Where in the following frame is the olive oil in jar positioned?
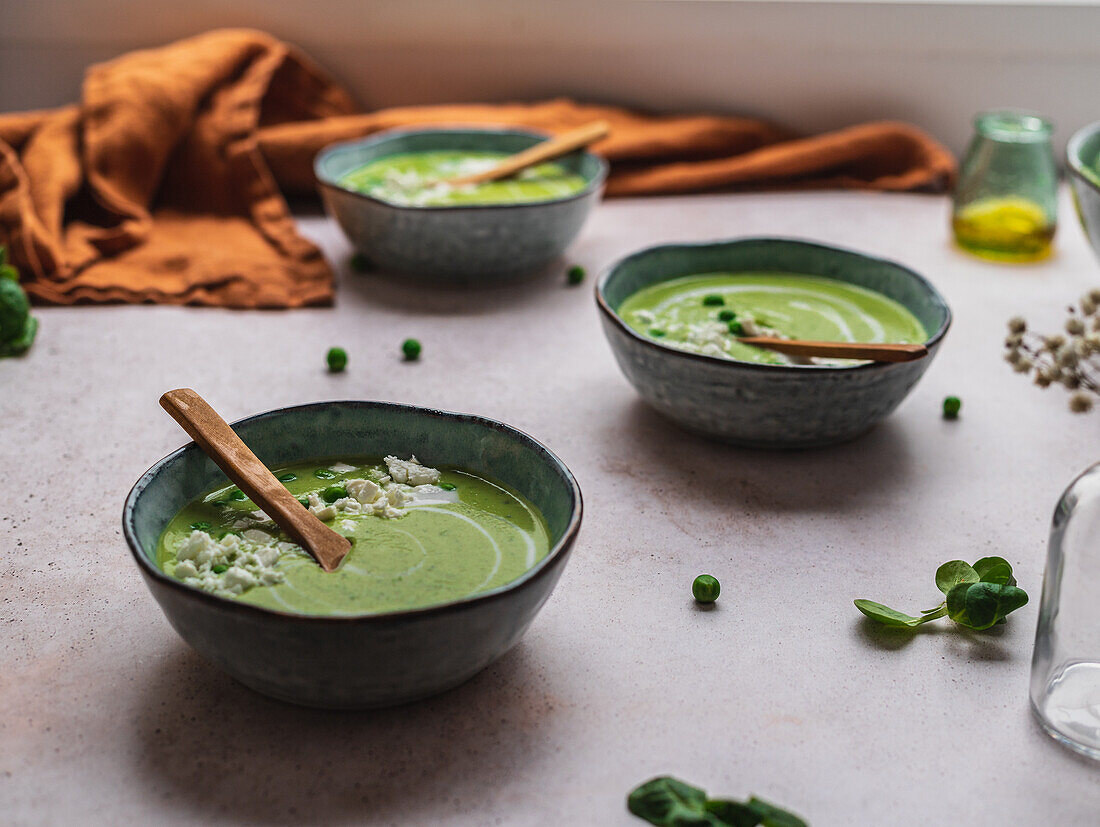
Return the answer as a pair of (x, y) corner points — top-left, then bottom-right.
(952, 196), (1055, 262)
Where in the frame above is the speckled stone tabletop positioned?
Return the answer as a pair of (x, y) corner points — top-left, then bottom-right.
(4, 190), (1100, 825)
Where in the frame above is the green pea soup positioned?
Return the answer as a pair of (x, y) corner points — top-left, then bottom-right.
(157, 457), (551, 616)
(618, 272), (927, 365)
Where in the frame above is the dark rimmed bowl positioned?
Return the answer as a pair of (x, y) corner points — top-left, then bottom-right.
(596, 238), (952, 448)
(1068, 120), (1100, 263)
(123, 401), (582, 709)
(314, 128), (607, 282)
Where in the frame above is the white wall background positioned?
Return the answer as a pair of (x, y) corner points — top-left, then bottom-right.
(3, 0), (1099, 156)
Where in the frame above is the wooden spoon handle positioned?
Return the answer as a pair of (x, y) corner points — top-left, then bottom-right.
(159, 389), (350, 572)
(737, 337), (929, 363)
(445, 119), (611, 186)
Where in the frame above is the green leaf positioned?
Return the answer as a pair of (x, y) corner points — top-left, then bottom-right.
(746, 798), (809, 827)
(627, 778), (806, 827)
(854, 599), (926, 628)
(935, 561), (978, 595)
(946, 581), (1028, 630)
(972, 556), (1015, 586)
(628, 777), (713, 825)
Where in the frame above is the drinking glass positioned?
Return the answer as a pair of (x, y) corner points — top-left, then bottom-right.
(952, 110), (1058, 262)
(1030, 462), (1100, 759)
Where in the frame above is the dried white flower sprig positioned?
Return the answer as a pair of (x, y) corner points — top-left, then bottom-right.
(1005, 289), (1100, 413)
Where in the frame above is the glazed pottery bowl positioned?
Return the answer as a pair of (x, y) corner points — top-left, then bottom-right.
(315, 128), (607, 282)
(1067, 121), (1100, 263)
(123, 401), (582, 709)
(597, 238), (951, 448)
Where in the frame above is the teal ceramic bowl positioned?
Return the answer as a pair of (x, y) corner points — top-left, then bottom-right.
(123, 401), (582, 709)
(597, 238), (951, 448)
(1068, 121), (1100, 262)
(315, 128), (607, 282)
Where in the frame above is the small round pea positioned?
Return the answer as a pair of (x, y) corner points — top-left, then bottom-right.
(322, 484), (348, 503)
(728, 320), (744, 336)
(402, 338), (422, 361)
(702, 294), (725, 307)
(229, 490), (246, 501)
(313, 468), (336, 479)
(567, 265), (586, 285)
(648, 328), (667, 338)
(692, 574), (721, 603)
(440, 482), (457, 491)
(326, 347), (348, 373)
(943, 396), (962, 419)
(212, 564), (228, 574)
(297, 496), (310, 508)
(718, 309), (737, 322)
(277, 472), (297, 483)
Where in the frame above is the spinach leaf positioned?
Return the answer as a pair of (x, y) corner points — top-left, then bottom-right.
(854, 599), (941, 627)
(628, 777), (807, 827)
(935, 561), (978, 594)
(946, 581), (1028, 630)
(972, 556), (1016, 586)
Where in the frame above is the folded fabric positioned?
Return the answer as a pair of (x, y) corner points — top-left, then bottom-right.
(0, 29), (955, 308)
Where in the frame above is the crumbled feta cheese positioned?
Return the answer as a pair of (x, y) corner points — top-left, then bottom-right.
(329, 462), (357, 474)
(338, 519), (357, 532)
(633, 309), (656, 324)
(242, 528), (272, 544)
(346, 478), (384, 504)
(384, 455), (441, 486)
(171, 529), (285, 598)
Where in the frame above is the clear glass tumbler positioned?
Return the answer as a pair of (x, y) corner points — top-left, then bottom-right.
(952, 110), (1058, 262)
(1030, 462), (1100, 759)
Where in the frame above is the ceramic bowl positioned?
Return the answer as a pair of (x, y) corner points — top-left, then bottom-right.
(1067, 121), (1100, 263)
(597, 238), (951, 448)
(123, 401), (582, 709)
(315, 128), (607, 282)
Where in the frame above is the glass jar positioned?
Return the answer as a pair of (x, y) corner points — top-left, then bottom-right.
(952, 110), (1058, 262)
(1030, 462), (1100, 759)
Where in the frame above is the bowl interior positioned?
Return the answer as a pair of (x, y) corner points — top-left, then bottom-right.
(125, 401), (581, 601)
(315, 128), (606, 199)
(598, 237), (951, 347)
(1068, 121), (1100, 191)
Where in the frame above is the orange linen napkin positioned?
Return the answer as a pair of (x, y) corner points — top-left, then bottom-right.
(0, 29), (955, 308)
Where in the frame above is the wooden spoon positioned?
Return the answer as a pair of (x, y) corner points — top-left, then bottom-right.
(737, 337), (928, 363)
(160, 389), (351, 572)
(443, 120), (610, 187)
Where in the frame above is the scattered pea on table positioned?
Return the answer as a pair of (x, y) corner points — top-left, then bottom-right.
(692, 574), (721, 603)
(326, 347), (348, 373)
(567, 265), (586, 285)
(943, 396), (962, 419)
(402, 338), (422, 361)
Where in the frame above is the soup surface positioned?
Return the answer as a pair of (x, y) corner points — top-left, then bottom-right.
(338, 150), (588, 206)
(157, 455), (551, 615)
(618, 272), (927, 365)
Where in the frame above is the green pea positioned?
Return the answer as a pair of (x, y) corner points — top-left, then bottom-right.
(212, 564), (228, 574)
(728, 320), (744, 336)
(402, 338), (422, 361)
(702, 294), (725, 307)
(326, 347), (348, 373)
(229, 490), (246, 501)
(648, 328), (667, 338)
(440, 482), (457, 491)
(298, 496), (310, 508)
(314, 469), (336, 479)
(277, 472), (297, 483)
(189, 521), (211, 531)
(692, 574), (721, 603)
(567, 265), (586, 285)
(322, 484), (348, 503)
(943, 396), (962, 419)
(718, 309), (736, 322)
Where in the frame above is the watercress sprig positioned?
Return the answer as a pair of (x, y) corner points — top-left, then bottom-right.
(855, 557), (1028, 631)
(627, 776), (807, 827)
